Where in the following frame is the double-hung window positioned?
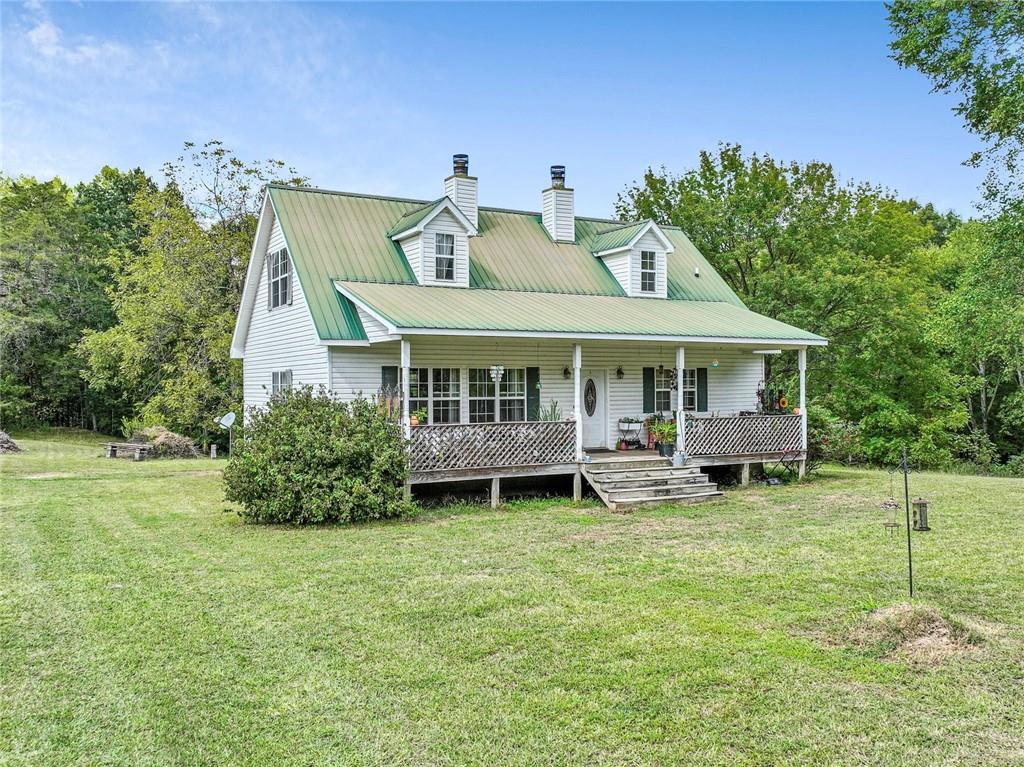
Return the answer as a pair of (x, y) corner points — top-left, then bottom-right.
(431, 368), (461, 423)
(678, 368), (697, 411)
(435, 233), (455, 281)
(640, 250), (656, 293)
(499, 368), (526, 422)
(268, 248), (290, 308)
(654, 367), (673, 413)
(271, 369), (292, 396)
(468, 368), (496, 423)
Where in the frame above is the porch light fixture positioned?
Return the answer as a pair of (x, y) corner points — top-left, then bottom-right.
(711, 358), (720, 368)
(562, 366), (571, 379)
(489, 365), (505, 383)
(616, 366), (624, 379)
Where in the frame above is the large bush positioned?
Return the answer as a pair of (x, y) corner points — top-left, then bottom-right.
(224, 387), (412, 525)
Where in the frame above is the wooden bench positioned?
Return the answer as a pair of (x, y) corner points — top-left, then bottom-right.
(104, 442), (153, 461)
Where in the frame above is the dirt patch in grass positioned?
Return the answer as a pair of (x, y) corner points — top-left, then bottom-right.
(845, 604), (985, 665)
(22, 472), (77, 480)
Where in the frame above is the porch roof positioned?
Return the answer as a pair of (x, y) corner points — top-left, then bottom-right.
(334, 280), (827, 345)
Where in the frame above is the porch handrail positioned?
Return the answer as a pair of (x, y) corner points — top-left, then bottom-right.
(409, 419), (576, 474)
(684, 413), (803, 457)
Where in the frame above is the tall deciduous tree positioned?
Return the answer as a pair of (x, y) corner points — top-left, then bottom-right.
(79, 141), (304, 443)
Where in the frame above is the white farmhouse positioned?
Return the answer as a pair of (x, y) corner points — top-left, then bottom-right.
(232, 155), (826, 508)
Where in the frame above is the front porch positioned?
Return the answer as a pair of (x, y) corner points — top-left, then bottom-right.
(387, 336), (813, 507)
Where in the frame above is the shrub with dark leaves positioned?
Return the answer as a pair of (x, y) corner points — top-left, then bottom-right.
(224, 387), (412, 525)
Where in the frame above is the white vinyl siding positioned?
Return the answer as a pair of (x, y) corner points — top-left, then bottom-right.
(420, 210), (470, 287)
(603, 252), (631, 293)
(243, 214), (329, 411)
(355, 306), (393, 343)
(629, 232), (668, 298)
(542, 187), (575, 242)
(329, 340), (763, 447)
(398, 234), (421, 281)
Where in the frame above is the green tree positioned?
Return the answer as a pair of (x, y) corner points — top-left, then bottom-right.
(617, 144), (965, 465)
(888, 0), (1024, 196)
(80, 141), (304, 444)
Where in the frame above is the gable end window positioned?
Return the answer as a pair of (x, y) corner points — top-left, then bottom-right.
(434, 233), (455, 281)
(271, 369), (293, 396)
(640, 250), (656, 293)
(267, 248), (291, 309)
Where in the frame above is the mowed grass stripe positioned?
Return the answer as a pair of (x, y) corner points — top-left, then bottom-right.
(2, 433), (1023, 766)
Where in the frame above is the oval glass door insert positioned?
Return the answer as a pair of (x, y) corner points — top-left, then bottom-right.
(584, 379), (597, 416)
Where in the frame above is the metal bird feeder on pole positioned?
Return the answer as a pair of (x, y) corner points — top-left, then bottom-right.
(912, 498), (931, 531)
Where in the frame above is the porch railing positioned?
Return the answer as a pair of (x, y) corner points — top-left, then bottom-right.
(409, 420), (576, 474)
(684, 414), (803, 457)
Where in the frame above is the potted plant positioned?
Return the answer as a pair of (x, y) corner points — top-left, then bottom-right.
(618, 415), (642, 431)
(410, 407), (428, 427)
(652, 421), (677, 457)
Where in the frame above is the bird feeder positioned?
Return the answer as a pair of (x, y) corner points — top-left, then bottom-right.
(912, 498), (931, 531)
(881, 498), (900, 534)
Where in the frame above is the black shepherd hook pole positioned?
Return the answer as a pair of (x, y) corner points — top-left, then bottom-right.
(901, 447), (913, 597)
(889, 447), (914, 597)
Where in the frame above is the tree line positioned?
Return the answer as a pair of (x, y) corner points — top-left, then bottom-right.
(1, 2), (1021, 470)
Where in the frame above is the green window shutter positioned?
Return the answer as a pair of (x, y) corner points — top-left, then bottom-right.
(266, 252), (272, 310)
(526, 367), (540, 420)
(696, 368), (708, 412)
(642, 367), (655, 412)
(285, 249), (293, 305)
(381, 365), (398, 394)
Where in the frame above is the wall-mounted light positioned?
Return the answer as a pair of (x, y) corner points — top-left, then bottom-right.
(616, 366), (624, 379)
(711, 358), (720, 368)
(562, 366), (571, 379)
(489, 365), (505, 383)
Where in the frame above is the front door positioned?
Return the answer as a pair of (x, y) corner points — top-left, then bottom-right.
(581, 370), (607, 449)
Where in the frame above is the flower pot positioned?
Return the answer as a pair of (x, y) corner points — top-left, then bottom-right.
(662, 443), (676, 458)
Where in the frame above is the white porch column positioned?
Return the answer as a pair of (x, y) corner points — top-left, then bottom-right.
(573, 343), (583, 461)
(675, 346), (686, 454)
(798, 347), (807, 451)
(400, 338), (411, 440)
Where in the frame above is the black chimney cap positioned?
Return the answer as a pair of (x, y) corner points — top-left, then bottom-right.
(550, 165), (566, 188)
(453, 154), (469, 176)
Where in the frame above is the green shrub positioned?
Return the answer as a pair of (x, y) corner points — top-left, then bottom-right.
(223, 387), (412, 525)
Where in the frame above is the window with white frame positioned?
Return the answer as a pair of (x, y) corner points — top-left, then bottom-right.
(271, 369), (292, 395)
(431, 367), (461, 423)
(268, 248), (290, 308)
(654, 367), (673, 412)
(407, 367), (429, 419)
(640, 250), (656, 293)
(678, 368), (697, 411)
(468, 368), (496, 423)
(499, 368), (527, 422)
(434, 233), (455, 281)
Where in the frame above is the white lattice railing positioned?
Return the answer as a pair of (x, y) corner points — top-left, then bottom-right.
(684, 414), (803, 456)
(409, 420), (576, 474)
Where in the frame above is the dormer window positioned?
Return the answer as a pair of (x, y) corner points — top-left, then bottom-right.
(640, 250), (656, 293)
(267, 248), (290, 309)
(434, 233), (455, 281)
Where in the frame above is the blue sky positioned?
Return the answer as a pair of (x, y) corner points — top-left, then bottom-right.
(2, 1), (983, 217)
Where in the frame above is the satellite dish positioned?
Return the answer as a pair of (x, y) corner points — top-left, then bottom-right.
(217, 412), (236, 429)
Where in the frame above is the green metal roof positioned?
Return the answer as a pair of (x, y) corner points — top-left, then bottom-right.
(385, 198), (441, 238)
(266, 185), (773, 342)
(590, 221), (650, 253)
(335, 280), (827, 343)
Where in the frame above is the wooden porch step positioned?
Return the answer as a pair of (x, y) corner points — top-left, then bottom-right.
(607, 482), (719, 503)
(611, 490), (724, 508)
(596, 476), (711, 492)
(585, 466), (705, 481)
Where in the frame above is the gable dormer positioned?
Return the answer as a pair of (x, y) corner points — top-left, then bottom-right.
(389, 197), (477, 287)
(592, 220), (674, 298)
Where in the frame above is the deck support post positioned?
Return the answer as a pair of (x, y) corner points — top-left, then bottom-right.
(573, 343), (583, 462)
(573, 468), (582, 501)
(400, 338), (411, 440)
(740, 462), (751, 486)
(490, 477), (500, 508)
(403, 481), (412, 502)
(675, 346), (686, 455)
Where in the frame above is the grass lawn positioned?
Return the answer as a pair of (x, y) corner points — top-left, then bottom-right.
(2, 431), (1023, 766)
